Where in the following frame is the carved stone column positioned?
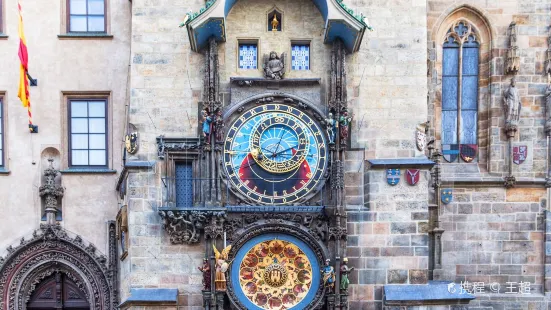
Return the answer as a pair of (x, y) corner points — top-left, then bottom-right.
(505, 22), (520, 75)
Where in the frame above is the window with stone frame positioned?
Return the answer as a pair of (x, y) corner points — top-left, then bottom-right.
(291, 43), (310, 71)
(441, 20), (479, 163)
(67, 0), (106, 33)
(68, 99), (108, 167)
(239, 43), (258, 69)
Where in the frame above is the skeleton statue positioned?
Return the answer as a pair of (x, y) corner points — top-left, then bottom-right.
(263, 51), (285, 80)
(214, 109), (224, 143)
(503, 77), (521, 126)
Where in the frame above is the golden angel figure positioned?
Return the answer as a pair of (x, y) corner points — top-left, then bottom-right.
(213, 244), (232, 291)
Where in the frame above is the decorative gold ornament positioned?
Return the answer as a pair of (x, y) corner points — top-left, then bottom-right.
(239, 239), (312, 309)
(271, 14), (279, 32)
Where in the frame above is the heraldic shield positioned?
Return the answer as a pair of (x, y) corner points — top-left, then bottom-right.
(443, 144), (459, 162)
(460, 144), (477, 163)
(387, 169), (400, 186)
(513, 145), (527, 165)
(441, 189), (453, 205)
(405, 169), (420, 186)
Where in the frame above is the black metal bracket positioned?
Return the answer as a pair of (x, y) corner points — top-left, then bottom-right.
(29, 124), (38, 133)
(26, 72), (37, 86)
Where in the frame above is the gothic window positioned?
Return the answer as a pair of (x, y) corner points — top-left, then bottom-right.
(176, 163), (193, 207)
(291, 44), (310, 70)
(239, 43), (258, 69)
(68, 0), (106, 32)
(69, 99), (108, 167)
(441, 21), (479, 163)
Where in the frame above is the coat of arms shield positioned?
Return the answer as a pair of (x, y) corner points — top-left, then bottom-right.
(387, 169), (400, 186)
(441, 189), (453, 205)
(460, 144), (478, 163)
(405, 169), (420, 186)
(513, 145), (527, 165)
(443, 144), (459, 162)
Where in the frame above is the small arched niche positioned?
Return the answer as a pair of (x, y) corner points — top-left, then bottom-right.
(267, 7), (283, 32)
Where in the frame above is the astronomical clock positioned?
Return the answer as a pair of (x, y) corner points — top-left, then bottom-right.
(222, 103), (328, 205)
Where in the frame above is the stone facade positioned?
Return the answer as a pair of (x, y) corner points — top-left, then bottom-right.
(0, 0), (551, 309)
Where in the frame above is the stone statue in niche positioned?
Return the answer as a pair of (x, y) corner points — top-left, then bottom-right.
(263, 51), (285, 80)
(325, 113), (336, 144)
(503, 77), (521, 127)
(198, 258), (211, 291)
(213, 108), (224, 144)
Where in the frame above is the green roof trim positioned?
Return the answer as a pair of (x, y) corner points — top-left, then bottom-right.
(335, 0), (373, 31)
(179, 0), (373, 31)
(179, 0), (217, 27)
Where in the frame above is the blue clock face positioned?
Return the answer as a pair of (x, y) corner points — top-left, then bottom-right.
(223, 104), (328, 204)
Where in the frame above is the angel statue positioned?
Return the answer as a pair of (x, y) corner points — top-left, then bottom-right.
(263, 51), (285, 80)
(213, 244), (232, 291)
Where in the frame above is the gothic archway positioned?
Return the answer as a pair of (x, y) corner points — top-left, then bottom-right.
(27, 272), (90, 309)
(0, 224), (117, 310)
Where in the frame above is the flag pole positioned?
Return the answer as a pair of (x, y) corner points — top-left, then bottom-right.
(18, 0), (38, 133)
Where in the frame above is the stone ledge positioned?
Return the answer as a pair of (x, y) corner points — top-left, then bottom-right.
(0, 34), (8, 40)
(230, 77), (321, 86)
(60, 168), (117, 174)
(57, 33), (113, 39)
(0, 168), (10, 175)
(124, 160), (155, 168)
(384, 281), (475, 306)
(119, 288), (178, 308)
(367, 157), (435, 169)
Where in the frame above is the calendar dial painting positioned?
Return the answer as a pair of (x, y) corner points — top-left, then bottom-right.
(223, 104), (328, 204)
(238, 239), (313, 310)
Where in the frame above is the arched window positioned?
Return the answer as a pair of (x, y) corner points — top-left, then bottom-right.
(441, 21), (480, 163)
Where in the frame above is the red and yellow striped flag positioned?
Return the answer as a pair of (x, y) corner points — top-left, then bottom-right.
(17, 1), (34, 131)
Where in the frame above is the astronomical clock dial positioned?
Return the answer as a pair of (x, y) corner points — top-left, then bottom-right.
(223, 104), (328, 205)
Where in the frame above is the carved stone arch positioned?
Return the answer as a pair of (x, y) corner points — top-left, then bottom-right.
(431, 5), (496, 47)
(0, 224), (116, 310)
(429, 5), (493, 168)
(226, 220), (330, 309)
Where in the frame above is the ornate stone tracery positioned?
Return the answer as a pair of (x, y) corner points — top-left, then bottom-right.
(0, 224), (117, 310)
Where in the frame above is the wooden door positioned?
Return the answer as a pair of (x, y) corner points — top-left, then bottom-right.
(27, 273), (90, 310)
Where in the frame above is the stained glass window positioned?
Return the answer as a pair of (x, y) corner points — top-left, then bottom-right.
(441, 21), (479, 162)
(291, 44), (310, 70)
(176, 163), (193, 207)
(239, 44), (258, 69)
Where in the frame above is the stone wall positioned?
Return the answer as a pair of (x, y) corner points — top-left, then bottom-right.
(348, 169), (430, 309)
